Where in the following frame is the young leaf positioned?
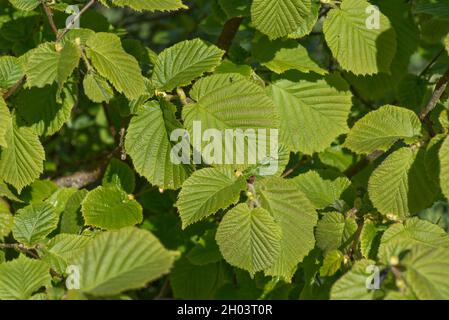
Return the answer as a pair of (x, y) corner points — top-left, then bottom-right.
(125, 100), (193, 190)
(100, 0), (188, 12)
(344, 105), (422, 154)
(0, 118), (45, 192)
(81, 185), (143, 230)
(215, 204), (282, 275)
(0, 255), (50, 300)
(292, 171), (352, 209)
(323, 0), (397, 75)
(176, 167), (246, 229)
(0, 98), (10, 147)
(85, 32), (145, 100)
(25, 42), (81, 88)
(402, 245), (449, 300)
(83, 72), (114, 103)
(152, 39), (224, 91)
(269, 78), (352, 154)
(257, 177), (317, 281)
(12, 203), (58, 246)
(73, 227), (176, 296)
(315, 212), (357, 254)
(330, 259), (377, 300)
(8, 0), (39, 11)
(320, 250), (344, 277)
(251, 0), (312, 39)
(368, 147), (436, 218)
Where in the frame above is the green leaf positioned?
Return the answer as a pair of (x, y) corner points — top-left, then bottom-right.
(344, 105), (422, 154)
(85, 32), (145, 100)
(323, 0), (397, 75)
(101, 0), (188, 11)
(16, 84), (77, 136)
(360, 220), (381, 259)
(8, 0), (39, 11)
(269, 77), (352, 154)
(0, 255), (51, 300)
(252, 35), (326, 75)
(73, 227), (176, 296)
(0, 98), (10, 148)
(292, 171), (352, 209)
(251, 0), (312, 39)
(60, 189), (87, 234)
(0, 118), (45, 192)
(439, 135), (449, 200)
(83, 72), (114, 103)
(0, 56), (24, 92)
(415, 0), (449, 19)
(215, 204), (281, 275)
(125, 100), (192, 190)
(288, 0), (319, 39)
(40, 234), (91, 274)
(0, 181), (22, 202)
(184, 73), (278, 129)
(0, 199), (13, 239)
(25, 42), (81, 88)
(315, 212), (357, 254)
(402, 245), (449, 300)
(378, 217), (449, 263)
(218, 0), (251, 17)
(368, 147), (436, 218)
(152, 39), (224, 91)
(330, 259), (376, 300)
(445, 33), (449, 54)
(320, 250), (344, 277)
(102, 158), (136, 194)
(81, 185), (143, 230)
(12, 203), (58, 246)
(257, 177), (317, 281)
(176, 167), (246, 228)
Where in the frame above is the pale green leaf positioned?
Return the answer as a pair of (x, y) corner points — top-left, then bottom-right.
(402, 245), (449, 300)
(0, 118), (45, 192)
(40, 234), (91, 274)
(12, 203), (58, 246)
(8, 0), (39, 11)
(439, 135), (449, 200)
(83, 72), (114, 103)
(25, 42), (80, 88)
(0, 255), (50, 300)
(101, 0), (187, 11)
(292, 170), (352, 209)
(125, 100), (193, 190)
(330, 259), (376, 300)
(0, 56), (23, 92)
(215, 204), (281, 275)
(73, 227), (176, 296)
(152, 39), (224, 91)
(320, 250), (344, 277)
(323, 0), (397, 75)
(368, 147), (436, 218)
(288, 0), (319, 39)
(269, 77), (352, 154)
(257, 177), (317, 281)
(252, 35), (326, 75)
(85, 33), (145, 100)
(251, 0), (312, 39)
(0, 98), (9, 148)
(0, 199), (13, 239)
(344, 105), (422, 154)
(176, 167), (246, 228)
(81, 185), (143, 230)
(315, 212), (357, 254)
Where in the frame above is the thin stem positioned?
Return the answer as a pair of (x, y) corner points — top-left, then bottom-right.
(57, 0), (96, 41)
(419, 67), (449, 121)
(40, 1), (59, 36)
(419, 48), (445, 78)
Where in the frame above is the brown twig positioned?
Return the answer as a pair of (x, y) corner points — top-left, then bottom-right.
(217, 17), (244, 53)
(40, 1), (59, 36)
(419, 67), (449, 121)
(56, 0), (96, 41)
(3, 76), (25, 99)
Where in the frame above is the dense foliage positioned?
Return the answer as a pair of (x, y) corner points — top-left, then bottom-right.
(1, 0), (449, 300)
